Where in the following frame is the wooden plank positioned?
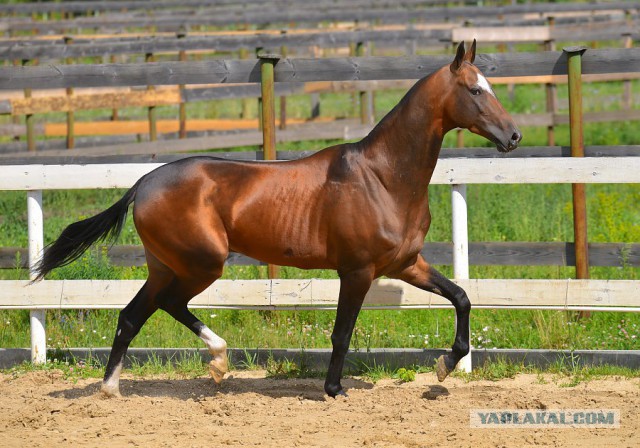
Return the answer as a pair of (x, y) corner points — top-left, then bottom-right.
(0, 0), (507, 15)
(453, 26), (551, 43)
(3, 242), (638, 270)
(0, 24), (457, 47)
(0, 29), (448, 60)
(1, 157), (638, 190)
(4, 50), (640, 90)
(43, 117), (318, 136)
(490, 72), (640, 85)
(0, 279), (637, 309)
(0, 143), (628, 163)
(2, 2), (635, 33)
(8, 89), (181, 115)
(465, 242), (640, 267)
(0, 59), (262, 90)
(2, 72), (637, 105)
(0, 119), (372, 158)
(431, 157), (640, 184)
(0, 0), (587, 15)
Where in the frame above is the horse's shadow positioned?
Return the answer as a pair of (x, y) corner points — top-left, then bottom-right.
(422, 384), (450, 400)
(48, 375), (374, 402)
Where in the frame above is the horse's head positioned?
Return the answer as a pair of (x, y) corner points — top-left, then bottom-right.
(443, 40), (522, 152)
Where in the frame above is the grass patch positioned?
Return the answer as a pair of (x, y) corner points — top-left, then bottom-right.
(129, 352), (208, 379)
(265, 355), (306, 379)
(454, 357), (534, 382)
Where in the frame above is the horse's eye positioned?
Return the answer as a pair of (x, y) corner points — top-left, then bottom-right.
(470, 87), (481, 96)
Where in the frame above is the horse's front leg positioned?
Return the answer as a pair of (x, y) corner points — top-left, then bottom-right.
(324, 267), (374, 398)
(390, 255), (470, 381)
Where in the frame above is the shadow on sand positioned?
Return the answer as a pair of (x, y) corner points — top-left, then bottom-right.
(48, 374), (374, 402)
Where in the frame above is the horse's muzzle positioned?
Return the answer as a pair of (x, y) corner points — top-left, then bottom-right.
(497, 129), (522, 152)
(508, 130), (523, 150)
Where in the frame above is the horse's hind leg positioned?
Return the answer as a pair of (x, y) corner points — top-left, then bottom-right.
(156, 275), (228, 384)
(101, 279), (163, 397)
(390, 255), (471, 381)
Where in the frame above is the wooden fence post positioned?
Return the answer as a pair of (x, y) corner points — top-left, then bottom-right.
(309, 44), (321, 120)
(27, 190), (46, 364)
(146, 53), (157, 141)
(64, 36), (75, 149)
(259, 53), (281, 279)
(12, 59), (20, 142)
(350, 42), (359, 117)
(451, 184), (471, 373)
(545, 17), (557, 146)
(239, 47), (251, 119)
(622, 32), (633, 110)
(356, 42), (373, 125)
(279, 44), (288, 130)
(23, 59), (36, 152)
(256, 47), (263, 127)
(109, 55), (119, 121)
(564, 46), (590, 317)
(178, 32), (188, 139)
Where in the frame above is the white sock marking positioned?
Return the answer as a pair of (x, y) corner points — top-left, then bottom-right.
(199, 327), (227, 354)
(102, 361), (123, 395)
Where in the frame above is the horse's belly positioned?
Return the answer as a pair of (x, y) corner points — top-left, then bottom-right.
(226, 200), (333, 269)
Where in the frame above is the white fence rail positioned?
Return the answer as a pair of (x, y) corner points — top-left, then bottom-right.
(0, 158), (639, 368)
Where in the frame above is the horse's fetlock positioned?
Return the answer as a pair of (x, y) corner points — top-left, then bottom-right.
(454, 341), (470, 358)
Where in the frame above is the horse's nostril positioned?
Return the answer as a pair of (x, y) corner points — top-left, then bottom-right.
(512, 131), (522, 142)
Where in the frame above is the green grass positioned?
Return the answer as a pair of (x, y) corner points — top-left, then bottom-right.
(1, 60), (639, 354)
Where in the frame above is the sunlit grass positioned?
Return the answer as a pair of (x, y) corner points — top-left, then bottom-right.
(1, 68), (639, 353)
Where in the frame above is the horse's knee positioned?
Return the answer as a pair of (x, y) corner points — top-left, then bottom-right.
(330, 333), (350, 354)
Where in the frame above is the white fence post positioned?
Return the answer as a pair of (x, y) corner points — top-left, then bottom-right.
(451, 184), (472, 372)
(27, 190), (46, 364)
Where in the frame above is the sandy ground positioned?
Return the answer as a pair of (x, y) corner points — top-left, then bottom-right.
(0, 369), (637, 447)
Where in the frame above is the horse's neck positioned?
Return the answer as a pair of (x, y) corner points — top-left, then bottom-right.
(361, 73), (447, 198)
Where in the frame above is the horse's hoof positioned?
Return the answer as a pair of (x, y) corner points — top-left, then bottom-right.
(100, 384), (121, 398)
(335, 389), (349, 399)
(209, 351), (228, 384)
(436, 355), (452, 382)
(324, 383), (346, 398)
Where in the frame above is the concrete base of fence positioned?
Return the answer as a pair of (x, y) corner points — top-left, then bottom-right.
(0, 348), (638, 371)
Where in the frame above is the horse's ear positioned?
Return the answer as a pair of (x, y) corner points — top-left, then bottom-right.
(464, 39), (477, 64)
(450, 41), (466, 73)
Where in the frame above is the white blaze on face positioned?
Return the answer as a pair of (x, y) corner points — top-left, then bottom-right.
(476, 73), (496, 98)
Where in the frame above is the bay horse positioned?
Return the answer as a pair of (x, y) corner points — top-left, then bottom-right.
(34, 40), (521, 398)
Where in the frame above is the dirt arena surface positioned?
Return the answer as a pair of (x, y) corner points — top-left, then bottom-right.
(0, 369), (637, 447)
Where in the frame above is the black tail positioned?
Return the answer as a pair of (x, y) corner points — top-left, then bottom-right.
(32, 181), (141, 282)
